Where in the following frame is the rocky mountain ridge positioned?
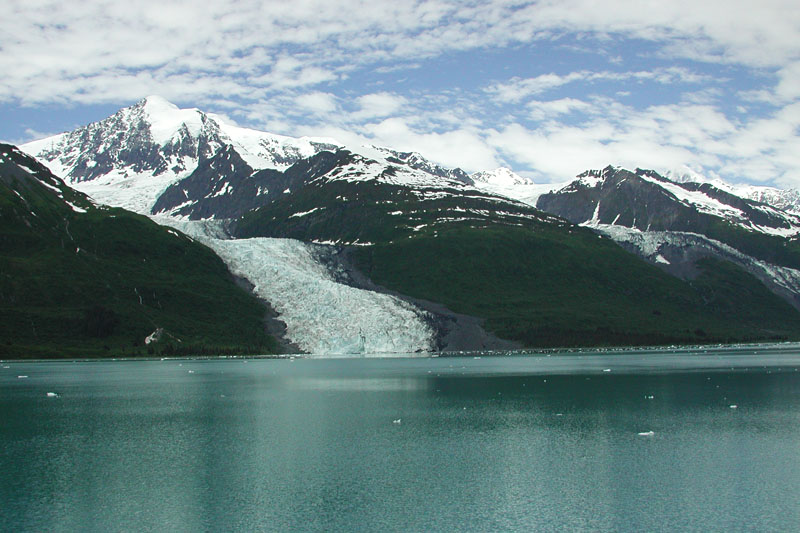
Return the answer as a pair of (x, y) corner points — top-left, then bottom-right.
(14, 97), (800, 353)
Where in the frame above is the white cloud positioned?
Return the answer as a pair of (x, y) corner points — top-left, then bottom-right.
(484, 97), (800, 186)
(352, 92), (408, 119)
(3, 0), (800, 188)
(3, 0), (798, 107)
(364, 118), (501, 171)
(526, 98), (593, 120)
(485, 67), (713, 104)
(295, 92), (339, 115)
(775, 62), (800, 102)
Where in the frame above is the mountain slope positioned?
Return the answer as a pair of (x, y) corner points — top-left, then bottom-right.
(536, 165), (800, 309)
(0, 143), (276, 358)
(664, 168), (800, 215)
(233, 150), (556, 244)
(17, 97), (800, 352)
(538, 166), (800, 239)
(352, 222), (800, 347)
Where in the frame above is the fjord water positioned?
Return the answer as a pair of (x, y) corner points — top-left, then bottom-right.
(2, 351), (800, 532)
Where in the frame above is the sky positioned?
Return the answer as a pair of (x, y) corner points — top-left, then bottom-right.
(2, 0), (800, 187)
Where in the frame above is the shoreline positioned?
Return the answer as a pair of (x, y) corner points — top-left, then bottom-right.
(4, 340), (800, 363)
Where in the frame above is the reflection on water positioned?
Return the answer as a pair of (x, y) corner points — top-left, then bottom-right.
(1, 354), (800, 531)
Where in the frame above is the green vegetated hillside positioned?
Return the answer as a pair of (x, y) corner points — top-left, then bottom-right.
(352, 222), (800, 348)
(234, 172), (548, 244)
(234, 164), (800, 348)
(703, 218), (800, 270)
(0, 144), (276, 358)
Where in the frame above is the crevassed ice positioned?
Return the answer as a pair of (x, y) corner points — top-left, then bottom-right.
(162, 221), (435, 355)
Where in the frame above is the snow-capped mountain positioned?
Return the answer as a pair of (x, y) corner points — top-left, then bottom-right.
(22, 96), (339, 213)
(372, 146), (473, 184)
(472, 167), (530, 187)
(470, 167), (565, 208)
(537, 165), (800, 309)
(538, 166), (800, 238)
(22, 96), (563, 222)
(225, 147), (563, 245)
(15, 97), (800, 353)
(663, 166), (800, 215)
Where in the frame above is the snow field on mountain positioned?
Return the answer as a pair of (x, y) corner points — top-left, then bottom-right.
(73, 167), (195, 214)
(638, 171), (800, 235)
(593, 223), (800, 294)
(162, 221), (435, 355)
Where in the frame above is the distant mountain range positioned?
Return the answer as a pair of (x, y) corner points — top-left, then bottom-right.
(12, 96), (800, 356)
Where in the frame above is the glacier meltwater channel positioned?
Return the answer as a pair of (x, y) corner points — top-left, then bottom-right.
(160, 220), (435, 355)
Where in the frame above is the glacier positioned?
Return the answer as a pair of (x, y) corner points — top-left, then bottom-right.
(159, 219), (436, 355)
(588, 222), (800, 303)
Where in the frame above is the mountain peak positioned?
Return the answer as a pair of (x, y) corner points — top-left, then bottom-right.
(471, 167), (531, 187)
(139, 95), (180, 112)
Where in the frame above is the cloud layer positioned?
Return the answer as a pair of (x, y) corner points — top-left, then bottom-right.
(3, 0), (800, 186)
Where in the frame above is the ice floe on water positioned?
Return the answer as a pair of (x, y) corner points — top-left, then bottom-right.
(161, 220), (435, 355)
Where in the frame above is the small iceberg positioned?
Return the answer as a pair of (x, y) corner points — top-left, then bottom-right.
(17, 375), (28, 379)
(603, 368), (612, 372)
(46, 392), (59, 398)
(392, 419), (402, 424)
(637, 431), (655, 437)
(729, 404), (738, 409)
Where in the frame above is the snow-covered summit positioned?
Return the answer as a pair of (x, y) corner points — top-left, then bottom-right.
(139, 95), (206, 146)
(471, 167), (531, 187)
(20, 96), (345, 212)
(539, 166), (800, 238)
(468, 167), (563, 208)
(22, 96), (548, 217)
(658, 165), (800, 215)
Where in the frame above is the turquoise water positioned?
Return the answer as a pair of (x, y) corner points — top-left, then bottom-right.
(2, 351), (800, 531)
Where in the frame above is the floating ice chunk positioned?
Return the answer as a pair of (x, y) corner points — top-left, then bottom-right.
(46, 392), (59, 397)
(17, 375), (28, 379)
(393, 419), (402, 424)
(729, 404), (738, 409)
(603, 368), (612, 372)
(645, 395), (655, 399)
(638, 431), (655, 436)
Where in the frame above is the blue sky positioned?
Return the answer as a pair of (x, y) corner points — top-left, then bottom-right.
(2, 1), (800, 187)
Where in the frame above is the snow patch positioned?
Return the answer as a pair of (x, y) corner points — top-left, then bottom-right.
(145, 328), (164, 345)
(289, 207), (323, 218)
(65, 200), (87, 213)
